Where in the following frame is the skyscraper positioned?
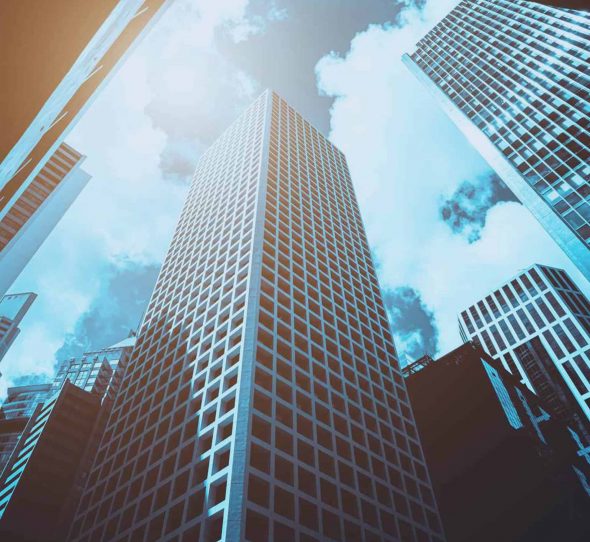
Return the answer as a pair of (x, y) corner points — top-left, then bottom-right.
(0, 1), (169, 205)
(404, 343), (590, 542)
(0, 1), (169, 295)
(53, 335), (136, 404)
(0, 143), (90, 296)
(403, 0), (590, 280)
(458, 264), (590, 439)
(70, 91), (443, 542)
(0, 292), (36, 365)
(0, 383), (52, 475)
(0, 383), (52, 420)
(0, 382), (102, 542)
(0, 336), (137, 540)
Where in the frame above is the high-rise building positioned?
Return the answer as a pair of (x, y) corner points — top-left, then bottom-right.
(69, 91), (443, 542)
(404, 343), (590, 542)
(0, 143), (90, 296)
(0, 381), (102, 542)
(403, 0), (590, 280)
(0, 336), (135, 481)
(0, 0), (170, 206)
(0, 335), (136, 541)
(0, 1), (170, 296)
(458, 264), (590, 440)
(0, 292), (36, 365)
(0, 383), (52, 420)
(53, 335), (136, 403)
(0, 383), (52, 475)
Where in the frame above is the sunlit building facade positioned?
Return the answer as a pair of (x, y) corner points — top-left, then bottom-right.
(70, 91), (443, 542)
(403, 0), (590, 280)
(458, 264), (590, 439)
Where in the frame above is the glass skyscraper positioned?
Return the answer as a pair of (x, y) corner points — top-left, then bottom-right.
(403, 0), (590, 280)
(69, 91), (443, 542)
(458, 264), (590, 438)
(53, 335), (136, 404)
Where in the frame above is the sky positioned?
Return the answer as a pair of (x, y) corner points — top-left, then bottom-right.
(3, 0), (590, 395)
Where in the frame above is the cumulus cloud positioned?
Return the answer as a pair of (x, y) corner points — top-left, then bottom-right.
(316, 0), (590, 356)
(141, 0), (283, 184)
(440, 174), (518, 243)
(383, 286), (438, 364)
(55, 261), (159, 363)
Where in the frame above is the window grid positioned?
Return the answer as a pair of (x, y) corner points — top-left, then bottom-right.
(69, 92), (443, 542)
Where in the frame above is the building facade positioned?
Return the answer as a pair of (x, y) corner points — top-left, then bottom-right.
(0, 383), (52, 476)
(53, 335), (136, 404)
(0, 143), (90, 296)
(404, 343), (590, 542)
(0, 1), (170, 297)
(458, 264), (590, 440)
(0, 382), (102, 542)
(0, 0), (170, 215)
(0, 292), (36, 365)
(403, 0), (590, 280)
(0, 383), (51, 420)
(69, 91), (443, 542)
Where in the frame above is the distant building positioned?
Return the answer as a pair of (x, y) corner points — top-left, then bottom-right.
(458, 264), (590, 441)
(0, 382), (101, 542)
(404, 343), (590, 542)
(404, 0), (590, 280)
(77, 335), (137, 402)
(0, 336), (136, 541)
(0, 384), (51, 475)
(0, 383), (51, 420)
(0, 292), (36, 365)
(0, 143), (90, 296)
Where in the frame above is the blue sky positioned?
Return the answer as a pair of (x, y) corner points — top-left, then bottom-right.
(3, 0), (590, 395)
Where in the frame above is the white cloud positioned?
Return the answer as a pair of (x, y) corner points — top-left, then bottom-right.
(316, 0), (590, 360)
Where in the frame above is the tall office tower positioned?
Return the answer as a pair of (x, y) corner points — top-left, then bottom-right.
(0, 381), (102, 542)
(70, 91), (443, 542)
(0, 143), (90, 296)
(403, 0), (590, 280)
(404, 343), (590, 542)
(0, 292), (36, 364)
(0, 383), (52, 474)
(458, 264), (590, 441)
